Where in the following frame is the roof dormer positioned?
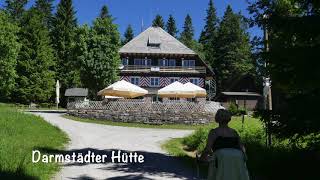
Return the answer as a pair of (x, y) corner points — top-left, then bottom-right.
(147, 35), (161, 48)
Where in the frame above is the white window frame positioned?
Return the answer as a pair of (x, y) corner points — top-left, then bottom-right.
(170, 77), (179, 84)
(130, 76), (140, 86)
(150, 77), (160, 87)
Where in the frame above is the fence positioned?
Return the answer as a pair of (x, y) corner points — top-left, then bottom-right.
(67, 100), (224, 124)
(67, 99), (223, 113)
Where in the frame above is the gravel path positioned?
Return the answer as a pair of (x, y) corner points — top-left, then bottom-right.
(33, 113), (196, 180)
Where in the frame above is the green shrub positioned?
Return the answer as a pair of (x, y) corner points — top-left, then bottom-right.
(38, 103), (56, 108)
(182, 117), (265, 152)
(182, 128), (209, 151)
(289, 133), (320, 151)
(228, 102), (238, 115)
(228, 102), (247, 116)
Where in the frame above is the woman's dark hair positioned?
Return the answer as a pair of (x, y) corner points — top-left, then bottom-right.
(215, 109), (232, 124)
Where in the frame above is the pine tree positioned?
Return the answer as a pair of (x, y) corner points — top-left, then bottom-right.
(199, 0), (218, 45)
(152, 14), (165, 28)
(249, 0), (320, 136)
(199, 0), (218, 67)
(34, 0), (54, 28)
(76, 5), (121, 98)
(99, 5), (111, 19)
(15, 9), (55, 104)
(180, 14), (195, 48)
(214, 5), (253, 92)
(52, 0), (80, 101)
(166, 14), (178, 37)
(122, 24), (134, 45)
(4, 0), (28, 21)
(0, 12), (20, 100)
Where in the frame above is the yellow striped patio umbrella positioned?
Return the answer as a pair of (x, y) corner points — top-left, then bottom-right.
(158, 81), (196, 98)
(183, 82), (207, 97)
(98, 80), (148, 98)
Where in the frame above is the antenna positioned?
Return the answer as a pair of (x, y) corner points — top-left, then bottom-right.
(141, 18), (144, 32)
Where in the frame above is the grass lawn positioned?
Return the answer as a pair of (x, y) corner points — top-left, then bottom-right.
(0, 104), (68, 180)
(162, 117), (320, 180)
(63, 114), (256, 130)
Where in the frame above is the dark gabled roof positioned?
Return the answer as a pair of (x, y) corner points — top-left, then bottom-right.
(65, 88), (88, 97)
(119, 27), (196, 55)
(221, 92), (261, 97)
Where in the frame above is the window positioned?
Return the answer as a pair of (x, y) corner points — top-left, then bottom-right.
(134, 58), (151, 66)
(159, 59), (168, 66)
(148, 43), (160, 48)
(170, 77), (179, 84)
(134, 59), (143, 65)
(122, 58), (128, 65)
(150, 77), (160, 87)
(182, 60), (195, 67)
(130, 77), (140, 86)
(148, 36), (161, 48)
(169, 59), (176, 66)
(146, 59), (151, 66)
(190, 78), (199, 85)
(159, 59), (176, 66)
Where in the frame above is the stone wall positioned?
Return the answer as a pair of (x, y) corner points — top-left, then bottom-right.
(68, 109), (215, 125)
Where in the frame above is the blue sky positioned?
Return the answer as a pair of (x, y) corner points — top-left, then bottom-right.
(1, 0), (261, 39)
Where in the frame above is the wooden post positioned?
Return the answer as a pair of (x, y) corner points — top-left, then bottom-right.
(242, 114), (245, 129)
(263, 14), (273, 147)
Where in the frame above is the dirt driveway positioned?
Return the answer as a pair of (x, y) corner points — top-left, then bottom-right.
(34, 113), (197, 180)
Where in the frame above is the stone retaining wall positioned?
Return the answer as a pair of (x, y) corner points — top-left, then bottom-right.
(68, 109), (215, 125)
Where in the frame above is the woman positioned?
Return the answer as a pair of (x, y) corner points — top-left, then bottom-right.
(200, 109), (249, 180)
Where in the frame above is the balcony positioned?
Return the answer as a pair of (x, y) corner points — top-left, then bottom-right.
(120, 65), (206, 74)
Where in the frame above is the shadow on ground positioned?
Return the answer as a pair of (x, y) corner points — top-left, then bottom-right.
(36, 147), (198, 180)
(245, 140), (320, 180)
(0, 169), (38, 180)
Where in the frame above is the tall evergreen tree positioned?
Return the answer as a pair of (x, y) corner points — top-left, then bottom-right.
(214, 5), (254, 92)
(248, 0), (320, 137)
(199, 0), (218, 66)
(0, 12), (20, 101)
(152, 14), (165, 28)
(4, 0), (28, 21)
(166, 14), (178, 37)
(99, 5), (111, 19)
(122, 24), (134, 45)
(76, 5), (120, 98)
(34, 0), (54, 28)
(52, 0), (80, 102)
(15, 9), (55, 104)
(180, 14), (195, 48)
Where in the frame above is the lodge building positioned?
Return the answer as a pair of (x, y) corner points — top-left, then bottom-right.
(119, 27), (215, 100)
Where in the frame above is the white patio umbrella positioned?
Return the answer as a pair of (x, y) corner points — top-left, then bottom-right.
(97, 80), (148, 98)
(183, 82), (207, 97)
(158, 81), (195, 98)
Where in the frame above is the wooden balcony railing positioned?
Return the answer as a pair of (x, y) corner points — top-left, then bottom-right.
(120, 65), (206, 74)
